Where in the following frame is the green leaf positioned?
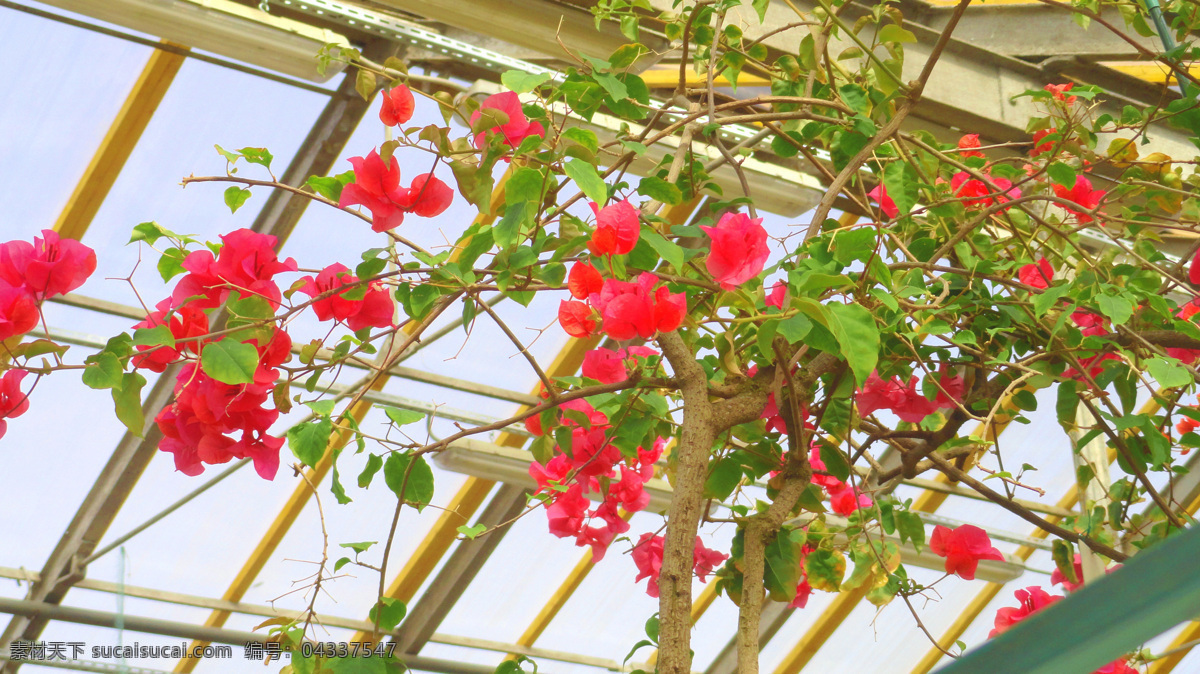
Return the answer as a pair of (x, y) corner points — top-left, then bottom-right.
(825, 303), (880, 386)
(457, 523), (487, 539)
(704, 458), (743, 501)
(506, 167), (547, 206)
(112, 372), (146, 437)
(1147, 357), (1193, 389)
(223, 186), (251, 214)
(358, 453), (384, 488)
(493, 201), (528, 250)
(82, 352), (125, 390)
(751, 0), (770, 21)
(1056, 380), (1080, 425)
(157, 248), (186, 282)
(640, 227), (685, 271)
(804, 548), (846, 592)
(777, 313), (813, 344)
(128, 221), (175, 245)
(1052, 540), (1078, 585)
(1032, 284), (1069, 316)
(638, 176), (683, 205)
(340, 541), (377, 554)
(382, 406), (426, 428)
(1096, 294), (1133, 325)
(563, 158), (609, 206)
(238, 147), (273, 169)
(881, 162), (919, 217)
(288, 418), (333, 467)
(561, 127), (599, 155)
(896, 511), (925, 550)
(818, 443), (850, 481)
(838, 84), (869, 115)
(306, 175), (346, 202)
(501, 70), (551, 94)
(131, 324), (175, 349)
(383, 452), (435, 506)
(355, 68), (377, 100)
(764, 529), (803, 601)
(832, 226), (877, 265)
(878, 24), (917, 43)
(199, 340), (259, 385)
(368, 596), (407, 632)
(1047, 162), (1076, 188)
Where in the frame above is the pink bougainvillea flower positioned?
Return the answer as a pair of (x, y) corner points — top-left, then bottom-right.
(765, 280), (787, 308)
(1190, 248), (1200, 286)
(857, 372), (946, 423)
(789, 576), (813, 609)
(1044, 82), (1077, 106)
(558, 300), (597, 338)
(593, 273), (684, 340)
(700, 212), (770, 290)
(587, 199), (640, 256)
(546, 483), (590, 539)
(0, 285), (38, 343)
(957, 133), (985, 159)
(951, 172), (1021, 209)
(470, 91), (546, 150)
(867, 185), (899, 219)
(1071, 310), (1108, 337)
(581, 346), (658, 384)
(929, 524), (1004, 580)
(829, 485), (873, 515)
(1177, 415), (1200, 436)
(0, 230), (97, 301)
(632, 532), (666, 597)
(379, 84), (415, 127)
(1051, 553), (1085, 593)
(339, 149), (407, 232)
(393, 173), (454, 218)
(0, 369), (30, 440)
(170, 228), (297, 310)
(297, 263), (394, 332)
(568, 262), (603, 300)
(989, 586), (1063, 637)
(1053, 175), (1105, 223)
(1019, 257), (1054, 290)
(131, 298), (209, 373)
(582, 347), (628, 384)
(1093, 659), (1138, 674)
(693, 537), (728, 582)
(1030, 127), (1059, 157)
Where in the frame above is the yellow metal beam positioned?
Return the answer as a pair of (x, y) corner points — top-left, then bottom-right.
(54, 43), (187, 240)
(641, 68), (770, 89)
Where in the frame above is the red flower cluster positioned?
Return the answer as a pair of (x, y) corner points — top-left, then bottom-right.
(1018, 257), (1054, 289)
(146, 229), (300, 479)
(528, 401), (664, 561)
(950, 171), (1021, 209)
(631, 533), (727, 598)
(156, 330), (292, 480)
(297, 263), (394, 332)
(957, 133), (985, 159)
(338, 149), (453, 233)
(856, 370), (965, 423)
(170, 229), (298, 310)
(989, 586), (1063, 637)
(131, 299), (208, 373)
(558, 267), (685, 341)
(1045, 82), (1077, 106)
(929, 524), (1004, 580)
(805, 445), (874, 516)
(867, 184), (899, 220)
(1030, 128), (1059, 157)
(0, 230), (96, 341)
(587, 200), (640, 256)
(701, 212), (770, 290)
(379, 85), (415, 127)
(581, 346), (658, 384)
(469, 91), (545, 150)
(0, 369), (31, 441)
(1053, 175), (1105, 223)
(765, 280), (787, 308)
